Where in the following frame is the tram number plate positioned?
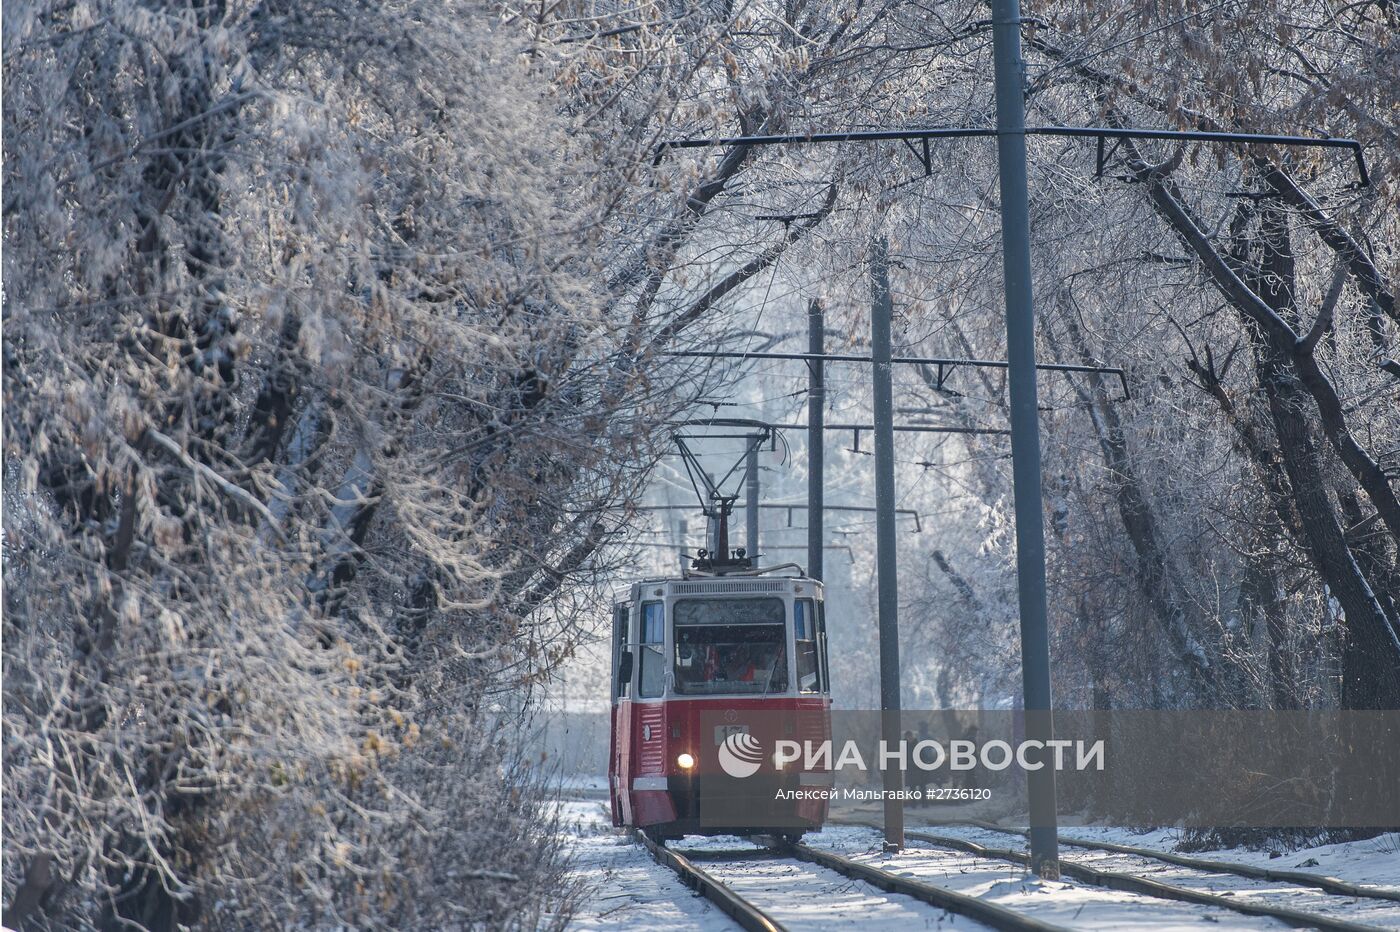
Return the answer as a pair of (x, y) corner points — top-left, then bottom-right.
(714, 724), (749, 745)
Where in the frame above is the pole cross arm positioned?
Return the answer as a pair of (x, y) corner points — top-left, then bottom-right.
(788, 422), (1008, 437)
(771, 503), (923, 533)
(631, 540), (858, 564)
(653, 125), (1369, 186)
(673, 417), (1009, 436)
(635, 503), (924, 532)
(662, 350), (1131, 401)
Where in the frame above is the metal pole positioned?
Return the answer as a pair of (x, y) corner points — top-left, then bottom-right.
(808, 299), (825, 582)
(704, 469), (720, 557)
(990, 0), (1059, 878)
(870, 236), (904, 850)
(745, 443), (760, 560)
(677, 518), (689, 574)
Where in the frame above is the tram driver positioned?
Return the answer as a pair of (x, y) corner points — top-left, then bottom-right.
(673, 601), (788, 695)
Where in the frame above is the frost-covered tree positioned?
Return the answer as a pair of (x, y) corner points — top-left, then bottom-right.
(1015, 0), (1400, 709)
(534, 0), (1396, 718)
(3, 0), (664, 925)
(7, 0), (1399, 923)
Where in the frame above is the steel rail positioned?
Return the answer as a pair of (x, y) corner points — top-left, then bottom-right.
(901, 829), (1384, 932)
(631, 830), (789, 932)
(786, 841), (1071, 931)
(966, 820), (1400, 905)
(637, 830), (1070, 930)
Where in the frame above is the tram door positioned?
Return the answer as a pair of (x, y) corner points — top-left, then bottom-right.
(609, 601), (634, 825)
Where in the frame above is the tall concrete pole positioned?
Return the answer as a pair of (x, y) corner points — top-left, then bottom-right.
(745, 443), (760, 560)
(990, 0), (1060, 878)
(807, 299), (825, 582)
(870, 237), (904, 850)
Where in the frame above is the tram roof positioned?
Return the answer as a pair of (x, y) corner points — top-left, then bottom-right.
(614, 570), (822, 603)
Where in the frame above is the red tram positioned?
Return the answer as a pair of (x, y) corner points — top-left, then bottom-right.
(608, 565), (833, 841)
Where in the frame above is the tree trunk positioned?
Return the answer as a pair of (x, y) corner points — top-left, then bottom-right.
(1118, 143), (1400, 709)
(1250, 338), (1400, 708)
(1058, 307), (1217, 697)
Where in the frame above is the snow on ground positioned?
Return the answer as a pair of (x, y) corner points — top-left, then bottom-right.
(902, 821), (1400, 929)
(557, 774), (610, 795)
(1044, 825), (1400, 894)
(841, 799), (1400, 893)
(556, 786), (1398, 931)
(889, 806), (1400, 894)
(806, 823), (1293, 930)
(556, 800), (733, 930)
(557, 803), (992, 931)
(671, 834), (992, 931)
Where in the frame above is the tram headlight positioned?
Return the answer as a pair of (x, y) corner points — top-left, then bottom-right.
(676, 752), (695, 770)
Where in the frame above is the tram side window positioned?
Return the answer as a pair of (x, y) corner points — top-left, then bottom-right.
(795, 599), (824, 693)
(639, 602), (665, 698)
(613, 605), (630, 699)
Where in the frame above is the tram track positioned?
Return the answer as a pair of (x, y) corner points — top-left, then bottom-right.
(783, 839), (1070, 931)
(896, 827), (1387, 932)
(812, 812), (1400, 930)
(632, 828), (1073, 931)
(961, 819), (1400, 905)
(631, 829), (788, 932)
(611, 794), (1398, 930)
(631, 820), (1400, 930)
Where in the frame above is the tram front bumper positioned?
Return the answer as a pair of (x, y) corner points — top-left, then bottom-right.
(670, 771), (829, 832)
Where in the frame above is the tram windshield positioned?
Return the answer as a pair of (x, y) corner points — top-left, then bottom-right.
(673, 598), (788, 695)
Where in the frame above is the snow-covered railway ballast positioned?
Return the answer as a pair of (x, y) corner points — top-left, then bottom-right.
(607, 819), (1400, 932)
